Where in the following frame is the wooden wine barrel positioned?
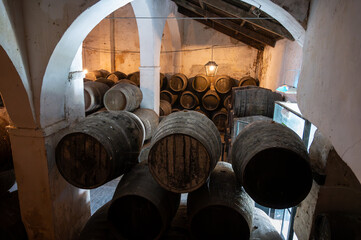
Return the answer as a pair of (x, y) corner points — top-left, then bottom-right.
(233, 86), (283, 118)
(214, 75), (233, 94)
(106, 71), (127, 82)
(211, 108), (228, 132)
(95, 77), (116, 88)
(232, 116), (272, 142)
(117, 79), (137, 86)
(0, 170), (15, 195)
(79, 201), (122, 240)
(191, 74), (210, 93)
(108, 162), (181, 240)
(159, 100), (172, 116)
(84, 81), (110, 113)
(0, 109), (12, 172)
(239, 76), (259, 87)
(223, 94), (232, 110)
(134, 108), (159, 141)
(127, 71), (140, 86)
(168, 73), (188, 92)
(232, 121), (312, 208)
(202, 90), (220, 111)
(251, 208), (282, 240)
(55, 111), (145, 189)
(148, 111), (221, 193)
(179, 91), (199, 110)
(103, 82), (143, 112)
(160, 90), (178, 105)
(187, 162), (254, 240)
(0, 191), (28, 240)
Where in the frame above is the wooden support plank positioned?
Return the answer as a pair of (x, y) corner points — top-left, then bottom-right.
(202, 0), (294, 40)
(173, 0), (275, 46)
(178, 7), (265, 50)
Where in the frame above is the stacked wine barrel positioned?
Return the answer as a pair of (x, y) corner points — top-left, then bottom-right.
(159, 73), (259, 133)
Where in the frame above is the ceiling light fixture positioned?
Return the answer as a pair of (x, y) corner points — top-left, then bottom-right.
(205, 45), (218, 77)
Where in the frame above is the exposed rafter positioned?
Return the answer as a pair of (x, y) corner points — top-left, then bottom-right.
(173, 0), (276, 46)
(201, 0), (294, 40)
(178, 6), (265, 50)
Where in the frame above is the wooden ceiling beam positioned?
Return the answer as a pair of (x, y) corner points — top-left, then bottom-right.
(178, 6), (265, 50)
(202, 0), (294, 40)
(173, 0), (276, 46)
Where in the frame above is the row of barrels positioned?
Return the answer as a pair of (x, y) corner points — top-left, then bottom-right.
(79, 160), (282, 240)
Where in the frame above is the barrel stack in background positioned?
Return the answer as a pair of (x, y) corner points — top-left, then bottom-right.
(148, 111), (221, 193)
(55, 111), (145, 189)
(104, 82), (143, 112)
(187, 162), (254, 240)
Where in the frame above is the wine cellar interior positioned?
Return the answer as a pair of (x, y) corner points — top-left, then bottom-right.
(0, 0), (361, 239)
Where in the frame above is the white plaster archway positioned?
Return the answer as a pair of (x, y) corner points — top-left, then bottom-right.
(166, 12), (183, 73)
(41, 0), (133, 127)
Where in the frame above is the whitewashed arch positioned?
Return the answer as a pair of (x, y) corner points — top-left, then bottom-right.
(166, 12), (183, 72)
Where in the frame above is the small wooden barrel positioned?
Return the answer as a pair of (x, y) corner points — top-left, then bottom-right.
(0, 170), (15, 195)
(108, 162), (181, 240)
(232, 121), (312, 208)
(251, 208), (282, 240)
(212, 108), (228, 132)
(106, 71), (127, 82)
(214, 75), (233, 94)
(84, 81), (110, 113)
(202, 90), (220, 111)
(148, 111), (221, 193)
(95, 77), (116, 88)
(168, 73), (188, 92)
(187, 162), (254, 239)
(159, 100), (172, 116)
(79, 202), (121, 240)
(127, 71), (140, 86)
(233, 86), (283, 118)
(180, 91), (199, 109)
(103, 82), (143, 112)
(55, 111), (145, 189)
(160, 90), (178, 105)
(223, 94), (232, 110)
(0, 191), (28, 240)
(191, 74), (210, 93)
(239, 76), (259, 87)
(134, 108), (159, 141)
(0, 109), (13, 172)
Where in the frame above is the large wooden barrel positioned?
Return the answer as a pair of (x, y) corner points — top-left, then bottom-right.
(103, 82), (143, 112)
(79, 201), (121, 240)
(251, 208), (282, 240)
(134, 108), (159, 141)
(239, 76), (259, 87)
(0, 170), (15, 195)
(106, 71), (127, 82)
(55, 111), (145, 189)
(160, 90), (178, 105)
(212, 108), (228, 132)
(148, 111), (221, 193)
(0, 109), (12, 172)
(179, 91), (199, 110)
(84, 81), (110, 113)
(232, 121), (312, 208)
(108, 162), (181, 240)
(168, 73), (188, 92)
(214, 75), (233, 94)
(202, 90), (220, 111)
(95, 77), (116, 88)
(233, 86), (283, 118)
(0, 191), (28, 240)
(187, 162), (254, 239)
(127, 71), (140, 86)
(191, 74), (210, 93)
(159, 100), (172, 116)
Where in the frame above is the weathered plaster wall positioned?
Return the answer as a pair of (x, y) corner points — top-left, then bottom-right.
(260, 38), (303, 90)
(298, 0), (361, 182)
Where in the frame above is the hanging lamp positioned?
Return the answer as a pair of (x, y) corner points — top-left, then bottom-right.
(204, 45), (218, 77)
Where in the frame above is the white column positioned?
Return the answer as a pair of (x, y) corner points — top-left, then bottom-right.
(139, 66), (160, 113)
